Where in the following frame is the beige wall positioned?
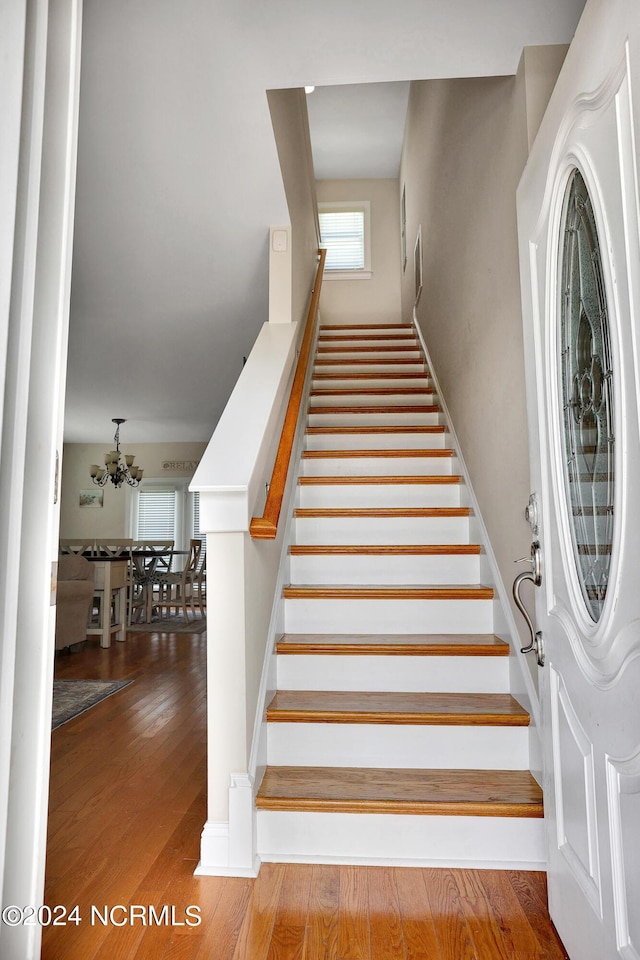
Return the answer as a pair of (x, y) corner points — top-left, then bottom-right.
(317, 179), (402, 326)
(59, 441), (207, 538)
(399, 49), (566, 674)
(267, 88), (320, 326)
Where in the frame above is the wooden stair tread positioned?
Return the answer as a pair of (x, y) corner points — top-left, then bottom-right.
(317, 346), (422, 354)
(283, 584), (493, 600)
(306, 425), (445, 435)
(318, 334), (418, 342)
(313, 372), (430, 380)
(299, 475), (461, 485)
(276, 633), (509, 656)
(315, 358), (426, 366)
(302, 448), (453, 458)
(319, 323), (414, 330)
(256, 766), (543, 817)
(290, 544), (481, 555)
(266, 690), (529, 725)
(308, 405), (439, 415)
(295, 507), (470, 518)
(310, 388), (433, 396)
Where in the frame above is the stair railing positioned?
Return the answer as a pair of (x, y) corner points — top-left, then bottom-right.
(249, 247), (326, 539)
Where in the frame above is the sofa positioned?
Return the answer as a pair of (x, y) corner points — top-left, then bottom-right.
(55, 554), (95, 652)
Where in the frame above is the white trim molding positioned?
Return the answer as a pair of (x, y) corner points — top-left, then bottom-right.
(196, 775), (260, 878)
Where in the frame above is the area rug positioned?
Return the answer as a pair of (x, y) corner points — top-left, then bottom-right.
(127, 614), (206, 634)
(52, 679), (133, 730)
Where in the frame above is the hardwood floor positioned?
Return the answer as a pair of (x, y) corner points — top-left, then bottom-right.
(43, 632), (568, 960)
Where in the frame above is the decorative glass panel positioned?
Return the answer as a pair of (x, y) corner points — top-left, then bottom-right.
(559, 169), (614, 622)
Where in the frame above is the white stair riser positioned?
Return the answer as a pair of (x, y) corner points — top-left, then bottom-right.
(302, 456), (454, 477)
(283, 597), (493, 633)
(298, 482), (460, 508)
(294, 515), (469, 545)
(266, 723), (528, 769)
(309, 392), (435, 407)
(257, 811), (545, 868)
(304, 432), (447, 452)
(315, 362), (427, 374)
(308, 411), (442, 427)
(276, 654), (509, 693)
(312, 377), (432, 390)
(289, 553), (480, 585)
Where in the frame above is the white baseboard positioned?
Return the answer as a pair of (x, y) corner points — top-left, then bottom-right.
(195, 774), (261, 878)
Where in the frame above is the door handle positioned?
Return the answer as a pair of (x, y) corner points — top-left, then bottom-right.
(512, 541), (545, 667)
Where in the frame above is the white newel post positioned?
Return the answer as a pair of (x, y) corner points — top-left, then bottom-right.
(192, 319), (299, 877)
(196, 530), (256, 875)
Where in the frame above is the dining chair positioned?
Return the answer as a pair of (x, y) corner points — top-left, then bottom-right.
(59, 539), (95, 556)
(131, 540), (175, 623)
(95, 538), (133, 556)
(188, 551), (206, 618)
(154, 539), (202, 622)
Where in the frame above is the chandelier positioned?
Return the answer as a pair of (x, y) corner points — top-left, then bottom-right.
(90, 418), (144, 488)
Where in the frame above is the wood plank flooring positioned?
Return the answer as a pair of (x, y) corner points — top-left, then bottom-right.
(43, 632), (568, 960)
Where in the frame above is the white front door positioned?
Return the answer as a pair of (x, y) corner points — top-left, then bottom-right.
(518, 2), (640, 958)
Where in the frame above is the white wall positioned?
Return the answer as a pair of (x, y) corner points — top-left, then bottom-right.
(267, 88), (320, 327)
(399, 49), (566, 686)
(317, 179), (402, 326)
(59, 441), (207, 538)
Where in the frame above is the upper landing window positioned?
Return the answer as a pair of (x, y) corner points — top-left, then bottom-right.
(318, 201), (372, 280)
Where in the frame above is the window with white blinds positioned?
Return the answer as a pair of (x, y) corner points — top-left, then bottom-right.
(318, 201), (371, 279)
(131, 481), (203, 554)
(135, 487), (179, 540)
(192, 491), (205, 556)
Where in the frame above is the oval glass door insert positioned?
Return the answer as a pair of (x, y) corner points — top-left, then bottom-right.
(559, 168), (615, 622)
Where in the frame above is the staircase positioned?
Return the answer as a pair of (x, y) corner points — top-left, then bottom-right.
(255, 322), (544, 868)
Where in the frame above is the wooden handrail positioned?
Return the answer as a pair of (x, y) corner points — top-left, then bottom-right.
(250, 248), (326, 539)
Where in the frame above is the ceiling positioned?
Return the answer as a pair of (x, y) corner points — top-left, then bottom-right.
(306, 82), (411, 180)
(65, 0), (586, 445)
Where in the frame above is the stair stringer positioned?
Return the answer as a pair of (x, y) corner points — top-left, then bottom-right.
(410, 310), (542, 777)
(235, 310), (325, 871)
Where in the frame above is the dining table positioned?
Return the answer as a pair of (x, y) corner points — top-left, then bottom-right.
(84, 549), (191, 640)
